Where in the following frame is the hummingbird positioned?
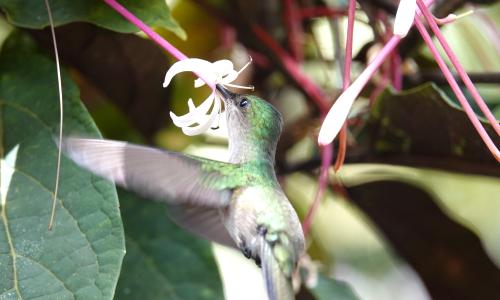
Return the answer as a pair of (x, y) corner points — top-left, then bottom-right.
(61, 84), (305, 300)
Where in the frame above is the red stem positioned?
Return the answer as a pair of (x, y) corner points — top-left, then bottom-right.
(391, 50), (403, 90)
(333, 0), (356, 171)
(283, 0), (304, 61)
(299, 6), (347, 19)
(251, 25), (330, 112)
(302, 144), (333, 236)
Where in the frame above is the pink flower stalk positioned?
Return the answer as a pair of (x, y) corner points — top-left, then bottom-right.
(416, 0), (500, 137)
(318, 0), (499, 163)
(103, 0), (215, 90)
(413, 11), (500, 162)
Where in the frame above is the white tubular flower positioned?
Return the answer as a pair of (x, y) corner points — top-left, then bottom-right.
(394, 0), (417, 38)
(163, 58), (252, 136)
(318, 71), (369, 146)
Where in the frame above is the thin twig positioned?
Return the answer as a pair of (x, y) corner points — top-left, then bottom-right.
(45, 0), (63, 231)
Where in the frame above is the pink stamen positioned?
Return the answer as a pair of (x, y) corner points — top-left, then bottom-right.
(434, 11), (473, 26)
(417, 0), (500, 136)
(414, 17), (500, 162)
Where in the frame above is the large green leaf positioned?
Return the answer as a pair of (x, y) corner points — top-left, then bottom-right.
(347, 180), (500, 300)
(369, 83), (499, 165)
(115, 189), (224, 300)
(0, 0), (185, 38)
(308, 274), (360, 300)
(0, 32), (125, 299)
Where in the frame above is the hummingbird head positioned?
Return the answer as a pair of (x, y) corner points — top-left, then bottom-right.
(216, 84), (283, 163)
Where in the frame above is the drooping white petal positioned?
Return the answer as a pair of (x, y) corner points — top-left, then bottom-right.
(394, 0), (417, 38)
(318, 78), (366, 146)
(163, 58), (215, 88)
(179, 95), (221, 136)
(170, 94), (215, 127)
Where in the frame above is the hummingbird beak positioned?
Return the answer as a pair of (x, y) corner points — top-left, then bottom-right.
(216, 84), (236, 103)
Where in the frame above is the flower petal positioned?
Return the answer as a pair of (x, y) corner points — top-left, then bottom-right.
(394, 0), (417, 38)
(221, 70), (240, 85)
(163, 58), (215, 88)
(193, 60), (235, 88)
(170, 94), (216, 127)
(317, 79), (365, 146)
(212, 59), (235, 75)
(180, 95), (221, 136)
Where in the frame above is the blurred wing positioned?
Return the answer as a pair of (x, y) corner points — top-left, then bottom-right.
(167, 205), (236, 248)
(61, 137), (242, 208)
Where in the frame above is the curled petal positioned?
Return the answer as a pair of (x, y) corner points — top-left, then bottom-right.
(221, 70), (240, 85)
(170, 94), (216, 127)
(178, 95), (221, 136)
(164, 58), (250, 136)
(394, 0), (417, 38)
(194, 59), (236, 88)
(318, 78), (366, 146)
(163, 58), (215, 88)
(212, 59), (235, 75)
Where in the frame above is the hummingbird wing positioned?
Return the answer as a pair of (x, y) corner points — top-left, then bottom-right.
(167, 205), (236, 247)
(61, 137), (244, 206)
(61, 137), (245, 246)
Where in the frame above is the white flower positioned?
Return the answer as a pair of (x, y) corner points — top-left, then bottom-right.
(318, 68), (371, 146)
(394, 0), (417, 38)
(163, 58), (251, 136)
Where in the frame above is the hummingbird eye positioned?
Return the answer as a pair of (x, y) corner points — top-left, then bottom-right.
(239, 98), (249, 108)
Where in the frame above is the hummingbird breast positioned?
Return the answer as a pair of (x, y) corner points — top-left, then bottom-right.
(223, 185), (305, 266)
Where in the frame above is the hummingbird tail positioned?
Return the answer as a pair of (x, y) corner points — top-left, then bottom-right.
(261, 240), (295, 300)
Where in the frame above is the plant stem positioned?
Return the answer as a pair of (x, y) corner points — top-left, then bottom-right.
(299, 6), (347, 19)
(333, 0), (356, 172)
(302, 144), (333, 236)
(283, 0), (303, 61)
(417, 0), (500, 136)
(251, 25), (330, 112)
(414, 17), (500, 162)
(102, 0), (216, 89)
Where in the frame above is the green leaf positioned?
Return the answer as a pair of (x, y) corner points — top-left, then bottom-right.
(116, 189), (224, 300)
(0, 32), (125, 299)
(370, 83), (499, 164)
(308, 274), (361, 300)
(347, 180), (500, 299)
(0, 0), (185, 38)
